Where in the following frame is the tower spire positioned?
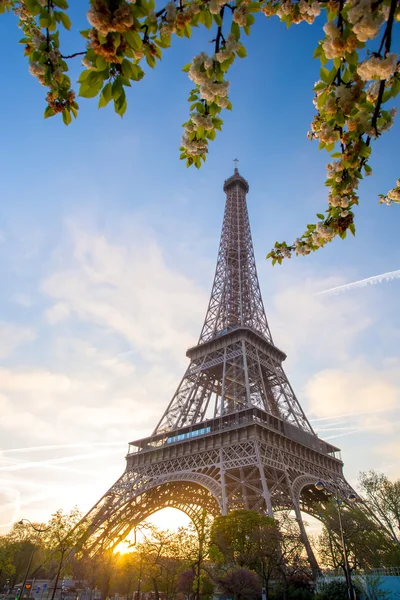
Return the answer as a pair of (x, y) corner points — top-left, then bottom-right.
(198, 168), (272, 344)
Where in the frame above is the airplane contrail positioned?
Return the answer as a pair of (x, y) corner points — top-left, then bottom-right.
(309, 407), (397, 423)
(315, 269), (400, 296)
(0, 449), (122, 472)
(3, 441), (126, 454)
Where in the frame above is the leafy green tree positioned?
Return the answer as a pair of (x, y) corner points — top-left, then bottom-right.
(0, 536), (16, 582)
(41, 507), (84, 600)
(135, 527), (188, 600)
(0, 0), (399, 259)
(358, 471), (400, 546)
(210, 509), (281, 594)
(316, 502), (400, 574)
(0, 521), (47, 590)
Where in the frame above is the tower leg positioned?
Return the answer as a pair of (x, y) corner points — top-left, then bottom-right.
(293, 501), (321, 579)
(219, 448), (228, 515)
(255, 443), (273, 517)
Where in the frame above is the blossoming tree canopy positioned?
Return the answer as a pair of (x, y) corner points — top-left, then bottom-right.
(1, 0), (398, 261)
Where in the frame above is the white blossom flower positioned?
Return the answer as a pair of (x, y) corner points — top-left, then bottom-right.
(29, 62), (45, 77)
(357, 54), (398, 81)
(216, 34), (240, 62)
(165, 1), (176, 22)
(233, 2), (248, 26)
(316, 222), (334, 240)
(366, 80), (380, 102)
(323, 21), (340, 38)
(191, 112), (213, 130)
(209, 0), (225, 13)
(181, 134), (207, 156)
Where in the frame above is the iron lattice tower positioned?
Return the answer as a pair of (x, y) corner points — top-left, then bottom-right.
(79, 168), (354, 574)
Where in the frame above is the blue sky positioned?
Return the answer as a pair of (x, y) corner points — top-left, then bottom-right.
(0, 4), (399, 532)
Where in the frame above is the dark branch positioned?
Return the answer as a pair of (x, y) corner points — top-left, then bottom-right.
(61, 52), (86, 59)
(215, 6), (226, 53)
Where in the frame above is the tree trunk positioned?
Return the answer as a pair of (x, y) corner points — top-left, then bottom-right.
(152, 578), (160, 600)
(50, 559), (63, 600)
(100, 573), (111, 600)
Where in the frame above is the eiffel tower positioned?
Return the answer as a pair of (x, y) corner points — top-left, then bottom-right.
(80, 167), (355, 573)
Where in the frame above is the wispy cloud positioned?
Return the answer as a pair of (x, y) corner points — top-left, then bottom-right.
(315, 269), (400, 296)
(4, 441), (126, 454)
(0, 449), (122, 472)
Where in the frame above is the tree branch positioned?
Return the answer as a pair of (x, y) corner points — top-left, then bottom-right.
(61, 52), (86, 59)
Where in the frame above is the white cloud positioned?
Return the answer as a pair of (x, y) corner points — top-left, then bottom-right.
(0, 368), (74, 394)
(13, 293), (32, 307)
(0, 322), (36, 358)
(45, 302), (71, 324)
(41, 222), (207, 363)
(305, 362), (400, 419)
(268, 276), (372, 362)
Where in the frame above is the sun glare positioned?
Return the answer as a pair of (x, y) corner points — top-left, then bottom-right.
(113, 508), (192, 554)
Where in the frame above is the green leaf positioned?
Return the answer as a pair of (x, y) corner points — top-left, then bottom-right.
(335, 112), (345, 126)
(182, 63), (191, 73)
(155, 37), (171, 49)
(391, 77), (400, 97)
(333, 57), (341, 69)
(131, 65), (145, 81)
(246, 13), (255, 26)
(364, 164), (372, 173)
(360, 144), (371, 158)
(183, 23), (192, 38)
(347, 51), (358, 65)
(320, 52), (328, 66)
(114, 88), (127, 116)
(98, 81), (112, 108)
(79, 77), (103, 98)
(24, 0), (41, 16)
(77, 69), (90, 84)
(95, 56), (107, 70)
(39, 15), (49, 27)
(317, 91), (327, 109)
(213, 13), (222, 26)
(53, 0), (69, 8)
(124, 30), (142, 50)
(203, 10), (212, 29)
(62, 108), (72, 125)
(146, 54), (156, 68)
(320, 67), (330, 84)
(317, 213), (325, 219)
(44, 106), (56, 119)
(121, 58), (134, 79)
(236, 45), (247, 59)
(59, 11), (71, 30)
(230, 21), (240, 40)
(112, 77), (123, 101)
(313, 45), (322, 59)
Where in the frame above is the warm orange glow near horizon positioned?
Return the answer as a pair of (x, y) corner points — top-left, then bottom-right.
(113, 508), (192, 553)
